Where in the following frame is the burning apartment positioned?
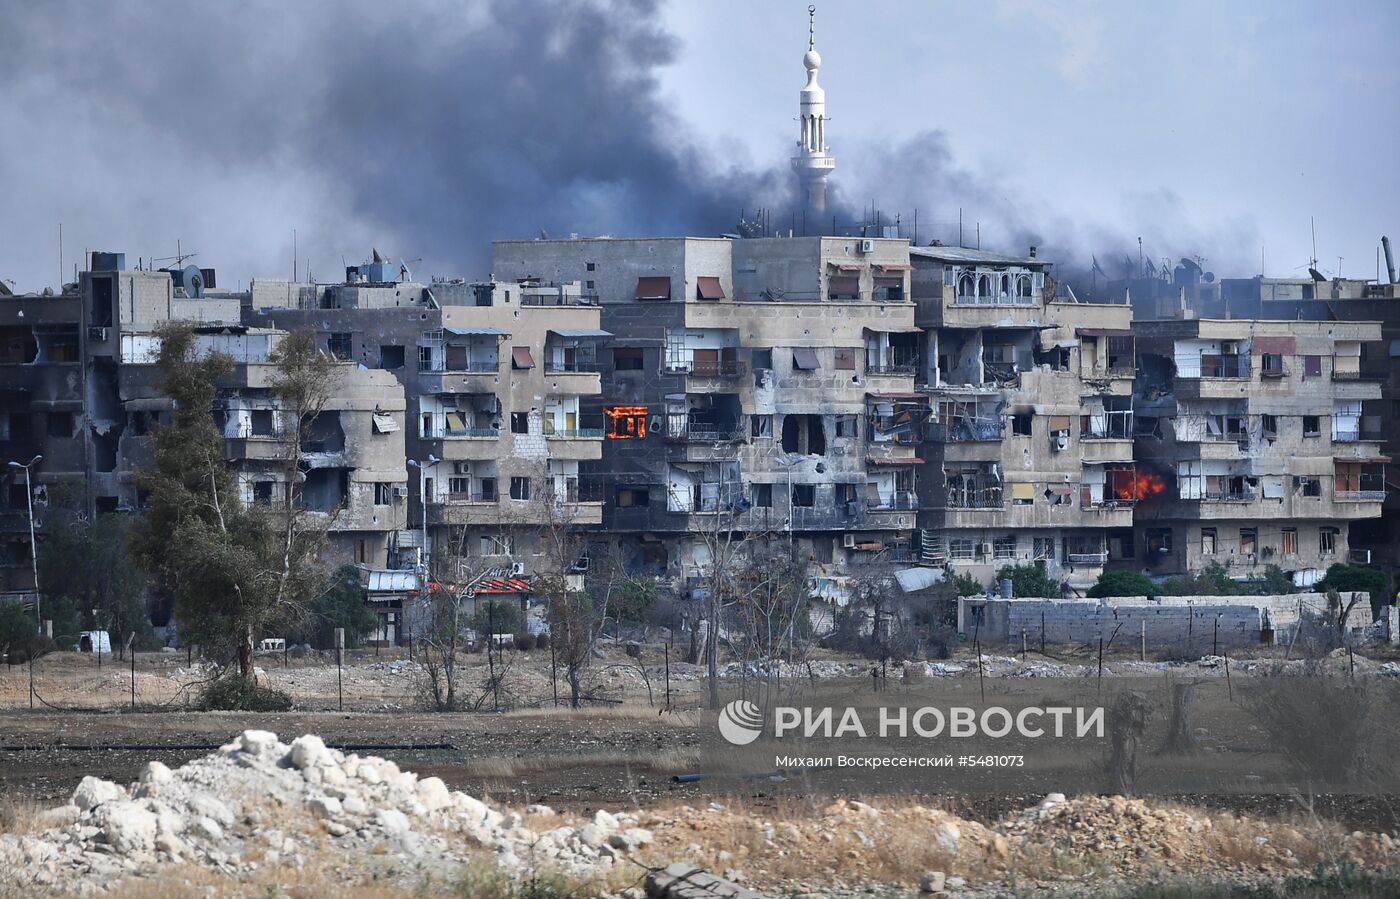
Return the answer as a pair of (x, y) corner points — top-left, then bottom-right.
(1132, 318), (1385, 582)
(490, 234), (919, 588)
(911, 245), (1141, 590)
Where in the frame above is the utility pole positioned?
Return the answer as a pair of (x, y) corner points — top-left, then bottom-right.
(8, 456), (42, 631)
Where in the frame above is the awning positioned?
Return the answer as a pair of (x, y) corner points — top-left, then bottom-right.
(367, 570), (418, 593)
(868, 457), (923, 465)
(875, 263), (913, 272)
(511, 346), (535, 369)
(123, 397), (174, 411)
(1076, 328), (1134, 338)
(1011, 483), (1036, 501)
(866, 391), (925, 400)
(696, 276), (725, 300)
(372, 412), (400, 434)
(863, 325), (922, 333)
(828, 262), (863, 271)
(548, 328), (613, 339)
(1251, 336), (1296, 354)
(792, 347), (821, 370)
(635, 276), (671, 300)
(828, 275), (860, 294)
(444, 327), (506, 337)
(1334, 455), (1390, 464)
(475, 578), (531, 594)
(1049, 415), (1073, 431)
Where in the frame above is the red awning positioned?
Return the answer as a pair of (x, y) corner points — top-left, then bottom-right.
(792, 347), (821, 370)
(1334, 455), (1390, 463)
(696, 276), (725, 300)
(635, 276), (671, 300)
(875, 263), (913, 272)
(867, 391), (926, 400)
(511, 346), (535, 369)
(1251, 336), (1297, 354)
(828, 261), (863, 271)
(1076, 328), (1134, 338)
(475, 578), (531, 594)
(868, 457), (923, 465)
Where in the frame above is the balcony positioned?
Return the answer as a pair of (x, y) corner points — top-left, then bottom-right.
(688, 359), (746, 379)
(521, 292), (599, 307)
(439, 426), (498, 439)
(442, 490), (498, 505)
(927, 419), (1004, 442)
(866, 362), (916, 376)
(945, 488), (1004, 510)
(1197, 354), (1249, 379)
(1066, 551), (1109, 565)
(667, 421), (744, 443)
(868, 492), (918, 511)
(1200, 489), (1255, 504)
(544, 427), (604, 440)
(422, 360), (497, 374)
(1336, 490), (1386, 502)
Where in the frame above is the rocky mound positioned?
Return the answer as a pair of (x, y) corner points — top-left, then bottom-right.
(0, 730), (652, 894)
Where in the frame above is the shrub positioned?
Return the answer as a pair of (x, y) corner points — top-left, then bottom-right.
(1317, 563), (1388, 618)
(947, 570), (983, 597)
(533, 632), (550, 649)
(197, 674), (293, 712)
(994, 560), (1060, 598)
(1158, 562), (1245, 596)
(1087, 570), (1156, 599)
(514, 633), (536, 651)
(4, 634), (57, 665)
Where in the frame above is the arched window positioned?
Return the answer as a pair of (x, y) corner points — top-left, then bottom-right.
(957, 274), (974, 298)
(1000, 275), (1011, 297)
(1016, 275), (1033, 298)
(977, 274), (991, 297)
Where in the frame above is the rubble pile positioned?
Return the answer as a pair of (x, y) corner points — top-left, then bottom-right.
(0, 730), (652, 893)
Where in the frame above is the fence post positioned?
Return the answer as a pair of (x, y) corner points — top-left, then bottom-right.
(335, 628), (345, 712)
(1040, 611), (1046, 653)
(1213, 617), (1219, 657)
(1140, 619), (1146, 661)
(28, 651), (34, 710)
(129, 634), (136, 709)
(664, 640), (672, 711)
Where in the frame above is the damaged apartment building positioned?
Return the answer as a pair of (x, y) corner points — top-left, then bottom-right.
(1131, 317), (1385, 583)
(490, 235), (920, 588)
(910, 245), (1140, 590)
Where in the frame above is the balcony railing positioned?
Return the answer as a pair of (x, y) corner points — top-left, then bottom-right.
(1336, 490), (1386, 502)
(866, 362), (916, 376)
(520, 292), (599, 307)
(440, 427), (499, 439)
(952, 294), (1036, 307)
(927, 419), (1004, 442)
(1200, 489), (1255, 503)
(420, 360), (498, 373)
(443, 491), (498, 504)
(945, 488), (1003, 510)
(544, 361), (604, 374)
(667, 422), (744, 443)
(869, 492), (918, 511)
(688, 359), (746, 378)
(1066, 551), (1109, 565)
(1197, 354), (1249, 379)
(543, 427), (604, 439)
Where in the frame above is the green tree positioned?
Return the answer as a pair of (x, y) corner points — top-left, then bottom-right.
(1087, 570), (1156, 598)
(946, 569), (984, 597)
(470, 599), (521, 636)
(1318, 564), (1388, 618)
(609, 577), (659, 626)
(0, 602), (34, 652)
(994, 560), (1060, 598)
(1159, 561), (1245, 596)
(283, 565), (376, 649)
(133, 325), (333, 681)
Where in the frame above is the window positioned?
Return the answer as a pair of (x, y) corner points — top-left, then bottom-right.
(448, 476), (470, 496)
(1319, 527), (1337, 556)
(836, 483), (858, 504)
(1303, 355), (1322, 377)
(613, 347), (644, 371)
(374, 483), (393, 505)
(1296, 476), (1322, 497)
(1281, 528), (1298, 556)
(834, 348), (856, 371)
(1302, 415), (1320, 437)
(1146, 528), (1172, 555)
(834, 415), (858, 438)
(328, 333), (353, 361)
(993, 536), (1017, 560)
(752, 484), (773, 507)
(792, 347), (820, 371)
(47, 411), (73, 438)
(1011, 483), (1035, 506)
(509, 477), (531, 501)
(356, 540), (369, 565)
(1012, 413), (1032, 437)
(751, 415), (772, 438)
(751, 349), (773, 370)
(1261, 414), (1277, 438)
(1201, 528), (1216, 555)
(791, 484), (815, 507)
(253, 481), (273, 505)
(418, 345), (434, 370)
(1239, 528), (1257, 556)
(8, 412), (30, 441)
(250, 409), (275, 437)
(949, 538), (976, 561)
(1032, 537), (1054, 560)
(479, 477), (497, 501)
(606, 406), (648, 439)
(1260, 353), (1285, 376)
(378, 345), (405, 369)
(586, 262), (596, 272)
(585, 279), (595, 290)
(511, 346), (534, 369)
(511, 412), (529, 434)
(615, 487), (649, 508)
(481, 533), (515, 556)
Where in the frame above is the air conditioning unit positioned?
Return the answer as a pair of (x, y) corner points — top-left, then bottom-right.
(857, 239), (875, 254)
(392, 487), (408, 499)
(1051, 432), (1069, 451)
(842, 533), (856, 548)
(88, 327), (108, 341)
(978, 542), (993, 556)
(453, 462), (471, 475)
(570, 554), (590, 573)
(508, 562), (526, 576)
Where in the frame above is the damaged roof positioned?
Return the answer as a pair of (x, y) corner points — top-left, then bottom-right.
(909, 246), (1045, 266)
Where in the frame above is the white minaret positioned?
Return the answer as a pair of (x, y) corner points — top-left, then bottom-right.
(791, 5), (834, 219)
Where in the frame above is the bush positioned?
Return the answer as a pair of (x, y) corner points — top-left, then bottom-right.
(1158, 562), (1245, 597)
(0, 603), (35, 652)
(1087, 570), (1156, 599)
(514, 633), (536, 651)
(1317, 563), (1388, 618)
(995, 560), (1060, 598)
(947, 570), (984, 597)
(609, 578), (659, 626)
(471, 599), (520, 636)
(197, 674), (293, 712)
(4, 634), (57, 665)
(533, 632), (550, 649)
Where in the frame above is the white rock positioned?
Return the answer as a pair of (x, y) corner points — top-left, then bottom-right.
(36, 805), (81, 828)
(188, 817), (223, 842)
(139, 761), (174, 786)
(187, 795), (234, 827)
(525, 804), (555, 817)
(375, 808), (409, 837)
(919, 871), (946, 893)
(238, 730), (281, 757)
(94, 804), (158, 854)
(607, 828), (653, 852)
(72, 777), (125, 812)
(946, 876), (966, 888)
(342, 796), (369, 817)
(307, 796), (342, 819)
(416, 777), (451, 811)
(287, 735), (333, 771)
(934, 821), (960, 853)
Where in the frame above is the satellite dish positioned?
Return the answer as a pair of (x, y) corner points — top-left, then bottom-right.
(1203, 272), (1216, 283)
(1308, 267), (1326, 282)
(182, 264), (204, 298)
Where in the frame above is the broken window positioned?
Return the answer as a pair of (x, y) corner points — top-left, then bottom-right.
(791, 484), (815, 507)
(1295, 476), (1322, 497)
(250, 409), (275, 437)
(834, 347), (857, 370)
(1240, 528), (1257, 557)
(1261, 414), (1277, 438)
(1302, 415), (1320, 437)
(1281, 528), (1298, 556)
(834, 415), (858, 439)
(752, 484), (773, 507)
(606, 406), (648, 439)
(481, 533), (515, 555)
(1012, 413), (1032, 437)
(612, 347), (644, 371)
(751, 348), (772, 370)
(90, 276), (114, 328)
(1032, 537), (1054, 560)
(1146, 528), (1172, 556)
(751, 415), (772, 438)
(328, 333), (353, 361)
(374, 483), (393, 505)
(780, 414), (826, 455)
(1320, 527), (1337, 555)
(511, 412), (529, 434)
(1201, 528), (1216, 554)
(509, 476), (531, 501)
(8, 413), (30, 442)
(253, 481), (274, 505)
(615, 487), (649, 508)
(378, 345), (405, 369)
(47, 411), (73, 438)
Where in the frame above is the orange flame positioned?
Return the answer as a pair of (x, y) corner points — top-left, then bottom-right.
(1112, 470), (1166, 501)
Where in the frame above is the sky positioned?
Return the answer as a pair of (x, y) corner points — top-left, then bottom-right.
(1, 0), (1396, 295)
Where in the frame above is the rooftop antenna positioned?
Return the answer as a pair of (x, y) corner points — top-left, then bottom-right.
(808, 4), (816, 51)
(1310, 216), (1318, 269)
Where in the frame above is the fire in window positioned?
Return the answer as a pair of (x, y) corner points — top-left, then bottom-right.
(605, 406), (648, 439)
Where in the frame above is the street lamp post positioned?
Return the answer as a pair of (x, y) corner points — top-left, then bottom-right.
(8, 455), (42, 632)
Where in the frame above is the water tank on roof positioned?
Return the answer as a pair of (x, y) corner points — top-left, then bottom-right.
(91, 252), (126, 272)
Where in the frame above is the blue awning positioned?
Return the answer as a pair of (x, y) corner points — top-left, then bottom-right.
(548, 328), (613, 339)
(444, 327), (506, 337)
